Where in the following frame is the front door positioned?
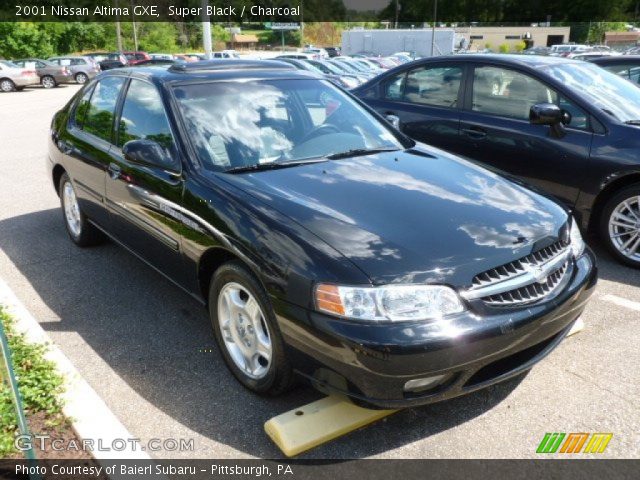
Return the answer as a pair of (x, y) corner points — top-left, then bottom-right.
(455, 65), (593, 207)
(105, 78), (188, 287)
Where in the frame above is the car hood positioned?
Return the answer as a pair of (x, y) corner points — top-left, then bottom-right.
(221, 146), (569, 286)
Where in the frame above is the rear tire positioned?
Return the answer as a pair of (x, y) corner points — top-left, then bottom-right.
(58, 173), (105, 247)
(41, 75), (56, 88)
(208, 261), (294, 395)
(599, 184), (640, 268)
(0, 79), (15, 92)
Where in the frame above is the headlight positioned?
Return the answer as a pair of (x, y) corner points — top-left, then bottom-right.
(570, 217), (585, 258)
(315, 284), (465, 322)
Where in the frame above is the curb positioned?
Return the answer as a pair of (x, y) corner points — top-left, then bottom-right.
(0, 276), (153, 466)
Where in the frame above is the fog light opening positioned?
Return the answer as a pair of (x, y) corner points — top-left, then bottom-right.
(403, 374), (448, 393)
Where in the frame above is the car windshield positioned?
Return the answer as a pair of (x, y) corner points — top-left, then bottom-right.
(319, 61), (347, 74)
(305, 60), (333, 74)
(331, 61), (358, 73)
(544, 62), (640, 122)
(173, 79), (405, 172)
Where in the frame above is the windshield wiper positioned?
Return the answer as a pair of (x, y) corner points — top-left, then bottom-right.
(327, 147), (401, 160)
(624, 120), (640, 125)
(224, 158), (326, 174)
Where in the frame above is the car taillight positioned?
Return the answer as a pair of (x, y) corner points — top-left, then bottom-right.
(22, 70), (36, 76)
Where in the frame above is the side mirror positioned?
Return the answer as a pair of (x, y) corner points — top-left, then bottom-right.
(385, 114), (400, 129)
(530, 103), (568, 138)
(530, 103), (562, 125)
(122, 139), (176, 170)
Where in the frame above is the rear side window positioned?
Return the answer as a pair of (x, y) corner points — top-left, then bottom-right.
(83, 76), (126, 142)
(73, 85), (95, 128)
(403, 66), (462, 107)
(71, 58), (86, 66)
(117, 79), (175, 166)
(384, 72), (406, 100)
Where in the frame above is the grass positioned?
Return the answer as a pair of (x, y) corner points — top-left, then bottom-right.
(0, 306), (64, 457)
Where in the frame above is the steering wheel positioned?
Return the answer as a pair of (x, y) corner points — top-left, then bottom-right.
(299, 123), (341, 144)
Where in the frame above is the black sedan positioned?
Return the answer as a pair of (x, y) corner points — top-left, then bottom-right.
(47, 60), (596, 408)
(354, 54), (640, 268)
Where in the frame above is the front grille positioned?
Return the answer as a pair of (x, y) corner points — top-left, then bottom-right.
(464, 240), (571, 307)
(482, 261), (568, 306)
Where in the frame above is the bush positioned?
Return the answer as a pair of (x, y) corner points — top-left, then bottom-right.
(514, 41), (526, 53)
(0, 307), (64, 456)
(499, 43), (510, 54)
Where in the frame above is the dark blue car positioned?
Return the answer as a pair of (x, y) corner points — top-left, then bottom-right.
(354, 54), (640, 268)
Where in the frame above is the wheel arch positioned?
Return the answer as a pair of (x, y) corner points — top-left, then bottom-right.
(52, 164), (67, 196)
(198, 247), (263, 305)
(589, 172), (640, 233)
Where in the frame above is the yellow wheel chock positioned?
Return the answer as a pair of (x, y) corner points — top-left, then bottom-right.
(265, 394), (396, 457)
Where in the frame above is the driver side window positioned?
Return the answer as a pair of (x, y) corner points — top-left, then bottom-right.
(472, 66), (589, 129)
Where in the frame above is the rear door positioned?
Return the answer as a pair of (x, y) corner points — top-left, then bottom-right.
(456, 64), (594, 206)
(60, 76), (126, 228)
(105, 78), (188, 286)
(364, 62), (465, 152)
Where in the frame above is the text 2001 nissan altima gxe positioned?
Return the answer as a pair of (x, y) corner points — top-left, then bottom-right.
(47, 61), (597, 408)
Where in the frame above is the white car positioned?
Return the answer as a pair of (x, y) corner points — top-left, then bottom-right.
(302, 47), (329, 59)
(212, 50), (240, 59)
(549, 44), (589, 57)
(0, 60), (39, 92)
(149, 53), (175, 60)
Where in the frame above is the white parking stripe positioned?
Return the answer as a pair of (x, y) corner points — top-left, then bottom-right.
(601, 294), (640, 312)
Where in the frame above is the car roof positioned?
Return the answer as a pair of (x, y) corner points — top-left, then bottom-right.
(590, 55), (640, 64)
(99, 59), (319, 85)
(419, 53), (585, 67)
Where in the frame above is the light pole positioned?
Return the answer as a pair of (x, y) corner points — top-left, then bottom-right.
(202, 0), (212, 59)
(431, 0), (437, 57)
(395, 0), (399, 29)
(115, 0), (123, 52)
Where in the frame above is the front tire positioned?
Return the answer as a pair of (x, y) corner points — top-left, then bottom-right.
(600, 185), (640, 268)
(58, 173), (104, 247)
(0, 79), (15, 92)
(209, 261), (294, 395)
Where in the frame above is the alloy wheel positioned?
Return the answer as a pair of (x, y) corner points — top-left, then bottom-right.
(0, 79), (15, 92)
(608, 196), (640, 262)
(42, 76), (55, 88)
(62, 181), (82, 238)
(76, 73), (88, 84)
(217, 282), (272, 380)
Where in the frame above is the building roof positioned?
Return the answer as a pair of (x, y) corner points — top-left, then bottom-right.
(231, 34), (259, 43)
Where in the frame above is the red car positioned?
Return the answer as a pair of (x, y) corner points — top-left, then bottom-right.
(123, 51), (151, 65)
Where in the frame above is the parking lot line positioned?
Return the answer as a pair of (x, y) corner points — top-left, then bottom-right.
(601, 294), (640, 312)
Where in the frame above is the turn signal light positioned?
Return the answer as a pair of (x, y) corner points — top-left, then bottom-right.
(315, 284), (345, 316)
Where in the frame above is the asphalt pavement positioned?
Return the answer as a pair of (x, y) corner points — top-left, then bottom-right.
(0, 85), (638, 459)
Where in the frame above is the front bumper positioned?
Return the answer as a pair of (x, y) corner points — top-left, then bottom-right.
(275, 249), (597, 409)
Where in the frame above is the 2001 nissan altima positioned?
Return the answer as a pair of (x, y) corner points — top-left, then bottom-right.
(47, 60), (597, 408)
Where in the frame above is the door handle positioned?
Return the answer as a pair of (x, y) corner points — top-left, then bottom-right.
(461, 127), (488, 139)
(108, 163), (122, 179)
